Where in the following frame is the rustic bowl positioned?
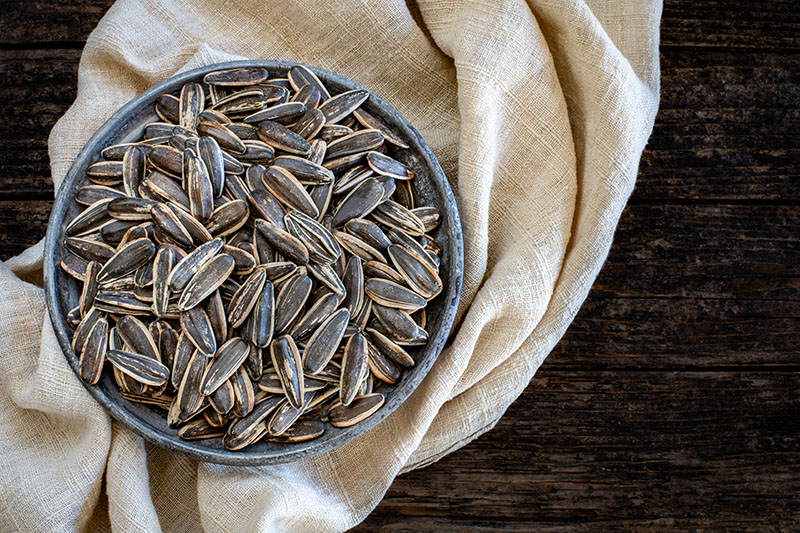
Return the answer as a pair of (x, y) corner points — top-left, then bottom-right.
(43, 60), (463, 466)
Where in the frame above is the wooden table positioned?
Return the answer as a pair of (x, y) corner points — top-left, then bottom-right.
(1, 1), (798, 529)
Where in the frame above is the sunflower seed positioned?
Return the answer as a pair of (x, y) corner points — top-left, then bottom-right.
(274, 273), (312, 334)
(333, 231), (386, 263)
(176, 349), (207, 420)
(332, 165), (372, 195)
(78, 261), (101, 317)
(198, 109), (232, 125)
(94, 291), (152, 314)
(148, 145), (183, 176)
(365, 278), (426, 311)
(272, 155), (333, 185)
(331, 177), (384, 226)
(285, 210), (340, 265)
(387, 244), (442, 299)
(152, 246), (174, 317)
(207, 378), (234, 415)
(263, 261), (296, 281)
(339, 256), (363, 317)
(151, 203), (193, 247)
(340, 331), (368, 406)
(366, 151), (413, 180)
(288, 66), (331, 100)
(204, 67), (269, 86)
(65, 236), (115, 263)
(142, 171), (190, 210)
(257, 120), (312, 156)
(289, 108), (325, 140)
(372, 303), (422, 343)
(206, 199), (249, 237)
(201, 337), (249, 395)
(226, 266), (267, 328)
(107, 349), (169, 386)
(179, 253), (234, 310)
(372, 200), (425, 236)
(318, 124), (354, 144)
(245, 280), (275, 348)
(168, 203), (212, 245)
(78, 317), (108, 385)
(366, 341), (401, 384)
(309, 138), (327, 165)
(182, 148), (213, 222)
(262, 166), (319, 218)
(116, 315), (160, 361)
(223, 394), (283, 450)
(61, 251), (89, 281)
(168, 237), (224, 292)
(291, 83), (321, 108)
(268, 391), (316, 436)
(224, 124), (258, 143)
(223, 244), (256, 275)
(254, 219), (309, 265)
(96, 238), (156, 283)
(306, 262), (346, 298)
(211, 89), (265, 113)
(87, 160), (124, 181)
(366, 327), (414, 368)
(411, 207), (441, 233)
(76, 185), (125, 206)
(157, 324), (179, 371)
(319, 89), (369, 124)
(197, 121), (246, 154)
(290, 291), (339, 341)
(328, 393), (384, 428)
(179, 82), (204, 130)
(303, 308), (350, 374)
(235, 140), (275, 164)
(352, 108), (409, 149)
(244, 102), (306, 125)
(154, 93), (180, 123)
(270, 335), (305, 409)
(106, 198), (156, 221)
(171, 333), (195, 388)
(178, 418), (226, 440)
(322, 152), (367, 174)
(180, 306), (217, 356)
(326, 129), (384, 160)
(244, 344), (264, 381)
(265, 418), (325, 442)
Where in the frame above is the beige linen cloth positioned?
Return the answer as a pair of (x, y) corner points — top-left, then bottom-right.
(0, 0), (660, 530)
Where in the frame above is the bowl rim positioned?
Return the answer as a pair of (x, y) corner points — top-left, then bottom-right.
(44, 59), (463, 466)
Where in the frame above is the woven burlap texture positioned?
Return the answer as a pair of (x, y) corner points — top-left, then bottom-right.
(0, 0), (660, 530)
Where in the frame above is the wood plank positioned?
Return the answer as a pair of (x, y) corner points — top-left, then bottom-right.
(0, 0), (115, 45)
(0, 49), (82, 196)
(550, 297), (800, 369)
(661, 0), (800, 50)
(356, 369), (800, 531)
(632, 47), (800, 202)
(594, 203), (800, 301)
(0, 0), (797, 50)
(0, 201), (50, 259)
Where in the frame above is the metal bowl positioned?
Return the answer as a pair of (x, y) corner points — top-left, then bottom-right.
(43, 60), (463, 466)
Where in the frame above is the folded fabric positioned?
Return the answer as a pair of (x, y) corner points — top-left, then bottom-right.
(0, 0), (660, 530)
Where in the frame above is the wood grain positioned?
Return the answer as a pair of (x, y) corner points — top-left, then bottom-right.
(0, 0), (797, 530)
(355, 370), (800, 531)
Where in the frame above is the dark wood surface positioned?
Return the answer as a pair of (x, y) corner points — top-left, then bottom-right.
(1, 1), (798, 529)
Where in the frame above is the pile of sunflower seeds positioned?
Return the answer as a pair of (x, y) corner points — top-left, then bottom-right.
(60, 65), (444, 449)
